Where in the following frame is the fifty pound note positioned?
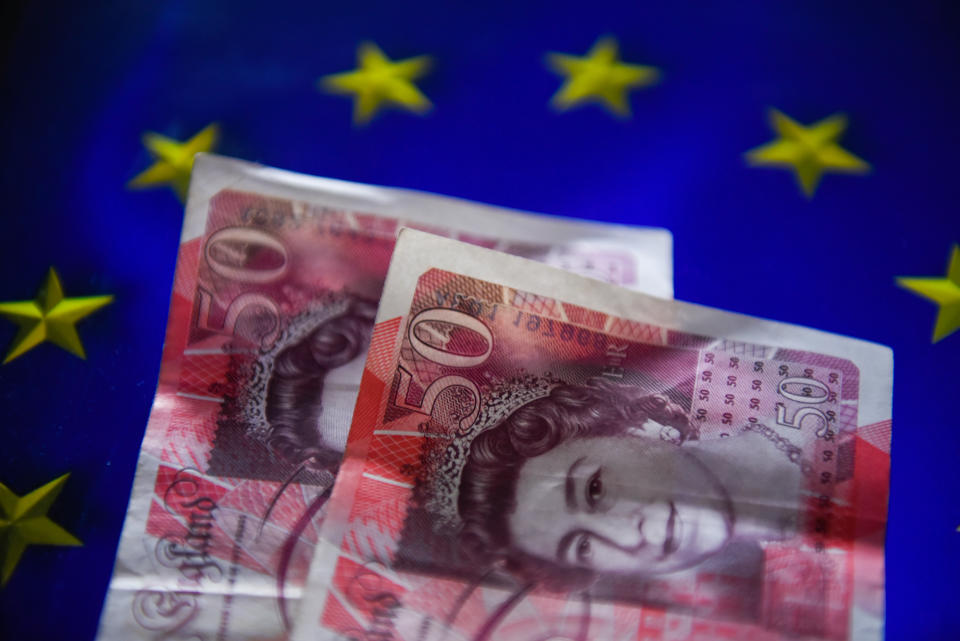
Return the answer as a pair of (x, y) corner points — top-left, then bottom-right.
(96, 155), (672, 641)
(294, 230), (891, 641)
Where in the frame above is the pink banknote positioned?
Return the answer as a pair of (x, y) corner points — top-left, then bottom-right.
(294, 230), (891, 641)
(96, 155), (673, 641)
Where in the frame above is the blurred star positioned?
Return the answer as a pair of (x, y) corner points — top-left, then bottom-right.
(897, 244), (960, 342)
(0, 268), (113, 363)
(1, 474), (82, 587)
(129, 123), (219, 201)
(320, 42), (433, 125)
(745, 109), (869, 197)
(546, 36), (660, 117)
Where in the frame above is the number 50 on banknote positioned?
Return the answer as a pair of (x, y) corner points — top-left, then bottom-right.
(295, 230), (892, 641)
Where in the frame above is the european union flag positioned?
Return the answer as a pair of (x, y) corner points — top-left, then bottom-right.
(0, 2), (957, 640)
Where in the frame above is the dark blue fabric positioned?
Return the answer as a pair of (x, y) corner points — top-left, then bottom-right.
(0, 2), (957, 639)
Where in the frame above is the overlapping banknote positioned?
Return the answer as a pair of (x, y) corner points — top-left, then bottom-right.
(292, 230), (892, 641)
(96, 154), (674, 641)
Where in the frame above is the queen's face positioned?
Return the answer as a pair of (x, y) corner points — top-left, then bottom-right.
(507, 432), (734, 576)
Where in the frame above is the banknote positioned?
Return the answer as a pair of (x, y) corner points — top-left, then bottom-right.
(95, 154), (673, 641)
(293, 229), (892, 641)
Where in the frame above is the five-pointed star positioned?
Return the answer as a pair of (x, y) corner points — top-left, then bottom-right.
(320, 42), (433, 124)
(897, 244), (960, 342)
(546, 36), (660, 117)
(0, 267), (113, 364)
(745, 109), (870, 197)
(128, 123), (219, 201)
(1, 474), (81, 586)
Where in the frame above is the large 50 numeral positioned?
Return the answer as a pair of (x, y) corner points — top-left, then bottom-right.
(196, 226), (288, 348)
(395, 308), (493, 434)
(775, 376), (831, 437)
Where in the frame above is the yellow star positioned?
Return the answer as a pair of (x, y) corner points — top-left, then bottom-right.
(897, 244), (960, 342)
(0, 268), (113, 364)
(320, 42), (433, 125)
(745, 109), (870, 197)
(128, 123), (219, 201)
(1, 474), (81, 587)
(546, 36), (660, 117)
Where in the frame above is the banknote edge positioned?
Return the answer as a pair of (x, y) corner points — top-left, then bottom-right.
(183, 154), (674, 298)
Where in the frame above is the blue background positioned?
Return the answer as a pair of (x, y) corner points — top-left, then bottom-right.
(0, 1), (957, 639)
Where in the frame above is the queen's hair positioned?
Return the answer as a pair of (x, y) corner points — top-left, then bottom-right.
(456, 379), (693, 590)
(264, 297), (377, 469)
